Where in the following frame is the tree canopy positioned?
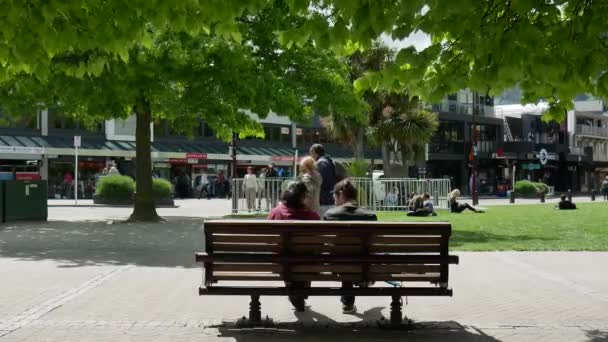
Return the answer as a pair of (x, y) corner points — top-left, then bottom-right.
(280, 0), (608, 121)
(0, 1), (364, 221)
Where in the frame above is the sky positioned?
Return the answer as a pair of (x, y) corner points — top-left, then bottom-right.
(381, 31), (432, 51)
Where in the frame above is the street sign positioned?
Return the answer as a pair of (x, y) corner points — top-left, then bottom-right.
(186, 153), (207, 159)
(74, 135), (81, 148)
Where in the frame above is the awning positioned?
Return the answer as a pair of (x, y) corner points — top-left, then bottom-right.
(0, 135), (380, 162)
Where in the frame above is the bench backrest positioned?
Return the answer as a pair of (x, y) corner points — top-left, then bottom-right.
(200, 220), (455, 287)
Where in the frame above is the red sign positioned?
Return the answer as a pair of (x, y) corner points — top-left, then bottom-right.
(16, 173), (41, 181)
(186, 153), (207, 159)
(271, 156), (303, 162)
(169, 158), (189, 165)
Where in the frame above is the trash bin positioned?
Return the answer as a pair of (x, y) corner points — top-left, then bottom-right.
(2, 180), (48, 222)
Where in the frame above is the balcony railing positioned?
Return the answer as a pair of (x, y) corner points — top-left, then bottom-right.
(576, 125), (608, 138)
(431, 101), (495, 117)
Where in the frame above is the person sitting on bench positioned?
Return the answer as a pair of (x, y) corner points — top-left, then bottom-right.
(449, 189), (483, 213)
(556, 194), (577, 210)
(407, 193), (436, 216)
(267, 181), (320, 312)
(323, 179), (377, 314)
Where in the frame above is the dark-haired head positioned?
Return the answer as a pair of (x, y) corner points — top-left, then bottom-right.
(333, 179), (358, 205)
(309, 144), (325, 160)
(281, 181), (309, 209)
(560, 194), (566, 201)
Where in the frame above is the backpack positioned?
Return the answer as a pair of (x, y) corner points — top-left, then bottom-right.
(333, 160), (347, 182)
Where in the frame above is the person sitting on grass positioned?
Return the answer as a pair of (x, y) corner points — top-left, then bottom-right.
(408, 193), (423, 211)
(267, 181), (320, 312)
(407, 193), (437, 216)
(448, 189), (484, 213)
(556, 194), (577, 210)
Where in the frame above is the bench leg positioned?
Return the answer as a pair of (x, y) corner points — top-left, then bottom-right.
(249, 295), (261, 323)
(390, 295), (402, 325)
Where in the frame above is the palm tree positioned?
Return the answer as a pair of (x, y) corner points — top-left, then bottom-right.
(347, 42), (439, 177)
(367, 99), (438, 176)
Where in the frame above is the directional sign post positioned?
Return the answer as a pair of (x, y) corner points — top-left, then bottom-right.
(74, 136), (81, 205)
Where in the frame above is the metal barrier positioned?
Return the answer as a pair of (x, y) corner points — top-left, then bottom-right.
(232, 177), (293, 214)
(231, 177), (451, 214)
(350, 177), (451, 211)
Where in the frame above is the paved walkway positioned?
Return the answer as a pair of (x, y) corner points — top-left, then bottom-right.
(0, 217), (607, 341)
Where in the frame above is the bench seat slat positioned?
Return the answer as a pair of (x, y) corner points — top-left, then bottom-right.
(213, 264), (283, 272)
(290, 235), (362, 244)
(370, 236), (444, 244)
(212, 244), (281, 253)
(199, 286), (453, 296)
(369, 264), (441, 273)
(212, 235), (282, 244)
(369, 245), (441, 253)
(196, 252), (459, 265)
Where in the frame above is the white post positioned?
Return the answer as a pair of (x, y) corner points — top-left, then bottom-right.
(74, 145), (78, 205)
(74, 136), (81, 205)
(291, 122), (297, 178)
(512, 164), (516, 190)
(293, 149), (299, 179)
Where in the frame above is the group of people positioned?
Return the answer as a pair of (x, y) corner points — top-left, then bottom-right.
(404, 189), (484, 217)
(262, 144), (372, 314)
(242, 144), (340, 214)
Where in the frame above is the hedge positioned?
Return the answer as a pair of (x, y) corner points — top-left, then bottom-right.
(152, 178), (172, 199)
(515, 180), (549, 196)
(96, 175), (135, 201)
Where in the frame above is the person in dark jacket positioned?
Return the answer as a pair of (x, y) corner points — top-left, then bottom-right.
(323, 179), (377, 313)
(309, 144), (336, 215)
(556, 194), (577, 210)
(265, 163), (279, 208)
(324, 179), (377, 221)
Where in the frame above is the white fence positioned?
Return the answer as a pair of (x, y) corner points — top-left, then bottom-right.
(350, 177), (452, 211)
(231, 177), (451, 214)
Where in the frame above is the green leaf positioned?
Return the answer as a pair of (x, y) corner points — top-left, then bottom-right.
(353, 77), (369, 92)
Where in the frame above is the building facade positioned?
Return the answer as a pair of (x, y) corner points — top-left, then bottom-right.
(426, 90), (505, 196)
(568, 99), (608, 191)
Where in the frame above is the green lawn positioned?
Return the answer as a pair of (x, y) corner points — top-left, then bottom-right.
(377, 202), (608, 251)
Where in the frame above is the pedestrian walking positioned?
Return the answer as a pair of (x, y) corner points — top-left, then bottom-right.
(243, 166), (258, 212)
(300, 156), (322, 215)
(602, 176), (608, 201)
(309, 144), (337, 216)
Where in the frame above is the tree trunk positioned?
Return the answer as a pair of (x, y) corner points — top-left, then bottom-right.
(381, 143), (391, 176)
(128, 96), (163, 222)
(353, 128), (364, 159)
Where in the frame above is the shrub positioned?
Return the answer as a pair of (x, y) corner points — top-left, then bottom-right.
(346, 159), (369, 178)
(533, 182), (550, 194)
(152, 178), (172, 199)
(515, 180), (549, 196)
(96, 175), (135, 201)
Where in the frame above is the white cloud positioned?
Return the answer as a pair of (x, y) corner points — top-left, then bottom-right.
(381, 31), (431, 51)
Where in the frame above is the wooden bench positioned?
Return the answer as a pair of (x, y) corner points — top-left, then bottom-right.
(196, 220), (459, 325)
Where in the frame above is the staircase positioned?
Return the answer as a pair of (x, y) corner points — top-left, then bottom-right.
(503, 116), (514, 142)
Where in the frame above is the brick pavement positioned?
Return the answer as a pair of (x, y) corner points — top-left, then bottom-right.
(1, 217), (607, 341)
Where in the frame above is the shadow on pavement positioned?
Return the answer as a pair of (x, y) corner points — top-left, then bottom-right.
(216, 320), (503, 341)
(586, 330), (608, 342)
(0, 217), (204, 268)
